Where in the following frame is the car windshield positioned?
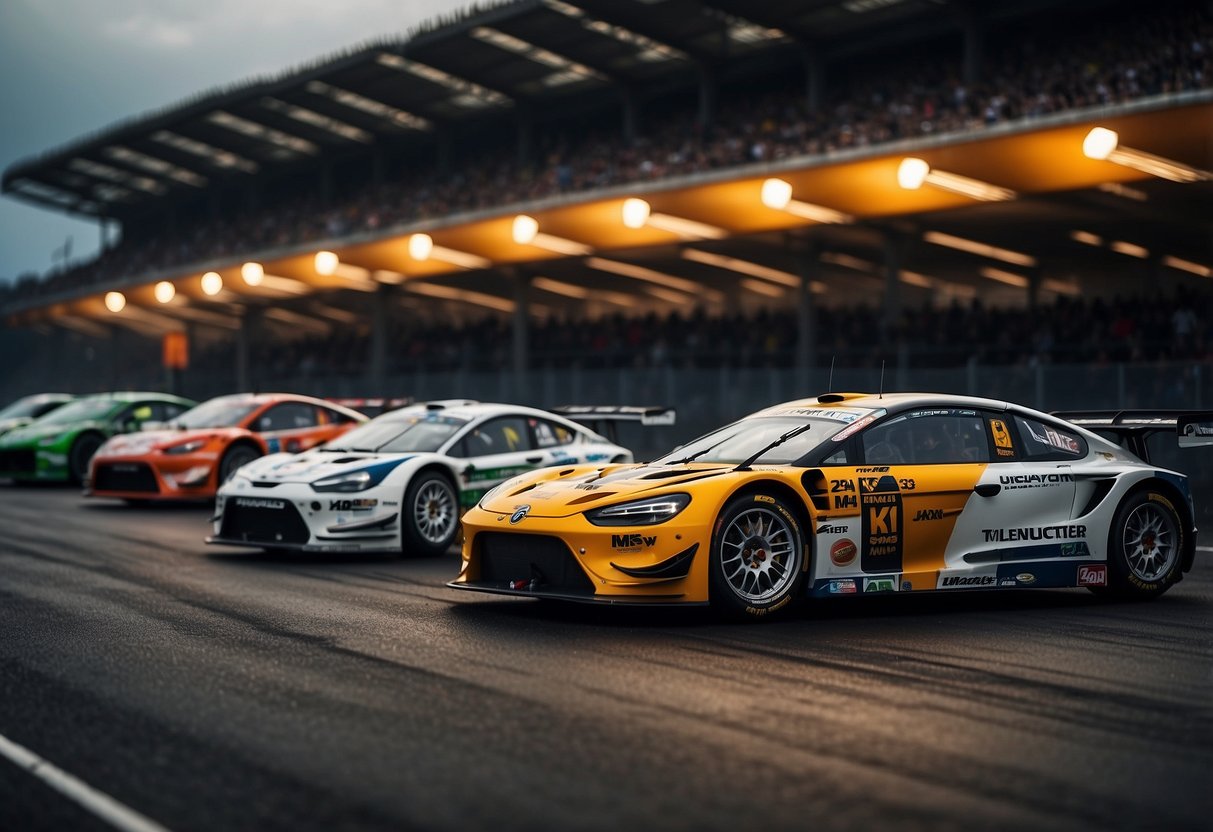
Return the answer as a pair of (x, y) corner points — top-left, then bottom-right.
(325, 413), (467, 453)
(175, 398), (260, 429)
(0, 397), (58, 420)
(652, 416), (845, 466)
(33, 398), (119, 426)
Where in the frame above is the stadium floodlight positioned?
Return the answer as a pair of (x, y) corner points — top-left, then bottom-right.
(1162, 256), (1211, 278)
(1081, 127), (1209, 183)
(586, 257), (721, 301)
(405, 282), (515, 313)
(315, 251), (340, 276)
(512, 215), (593, 256)
(408, 234), (434, 261)
(760, 178), (853, 223)
(201, 272), (224, 296)
(241, 262), (265, 286)
(924, 231), (1037, 267)
(532, 276), (590, 299)
(512, 215), (539, 245)
(470, 27), (604, 88)
(622, 198), (650, 229)
(104, 292), (126, 313)
(1070, 230), (1103, 247)
(154, 281), (176, 304)
(980, 267), (1030, 288)
(619, 198), (725, 239)
(897, 157), (1015, 201)
(1110, 241), (1149, 259)
(741, 279), (786, 298)
(407, 233), (490, 270)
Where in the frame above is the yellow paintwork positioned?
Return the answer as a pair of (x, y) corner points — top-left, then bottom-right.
(453, 393), (993, 605)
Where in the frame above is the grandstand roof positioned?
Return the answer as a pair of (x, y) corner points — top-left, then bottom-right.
(3, 0), (1074, 219)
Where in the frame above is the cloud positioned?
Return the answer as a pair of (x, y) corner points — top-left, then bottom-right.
(103, 13), (195, 49)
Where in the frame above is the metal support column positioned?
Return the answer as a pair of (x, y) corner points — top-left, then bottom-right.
(622, 87), (640, 144)
(236, 307), (258, 392)
(961, 3), (984, 86)
(511, 270), (531, 402)
(796, 244), (819, 395)
(800, 45), (824, 115)
(370, 282), (391, 395)
(697, 65), (717, 127)
(882, 232), (905, 353)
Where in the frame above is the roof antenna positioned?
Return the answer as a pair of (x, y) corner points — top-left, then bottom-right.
(827, 355), (835, 393)
(879, 360), (886, 399)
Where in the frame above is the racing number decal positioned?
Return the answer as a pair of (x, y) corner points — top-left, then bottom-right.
(860, 475), (903, 573)
(990, 419), (1014, 457)
(830, 478), (858, 510)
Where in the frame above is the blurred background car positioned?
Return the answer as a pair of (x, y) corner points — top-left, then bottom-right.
(0, 393), (74, 438)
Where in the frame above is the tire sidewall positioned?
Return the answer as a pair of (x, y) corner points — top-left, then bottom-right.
(401, 472), (458, 557)
(1106, 489), (1184, 597)
(709, 492), (806, 619)
(220, 444), (260, 484)
(70, 433), (104, 484)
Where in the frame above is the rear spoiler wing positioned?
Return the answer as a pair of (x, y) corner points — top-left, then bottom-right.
(550, 406), (676, 443)
(1052, 410), (1213, 463)
(327, 397), (414, 417)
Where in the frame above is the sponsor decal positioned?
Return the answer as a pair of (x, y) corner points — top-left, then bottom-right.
(611, 533), (657, 552)
(466, 465), (534, 484)
(996, 448), (1016, 457)
(912, 508), (943, 521)
(998, 473), (1074, 490)
(235, 497), (285, 510)
(585, 453), (609, 462)
(1026, 422), (1081, 454)
(832, 411), (884, 442)
(509, 505), (530, 524)
(998, 578), (1017, 587)
(938, 574), (998, 588)
(329, 499), (378, 511)
(830, 538), (858, 567)
(863, 577), (898, 593)
(982, 525), (1086, 543)
(1077, 564), (1107, 587)
(754, 495), (775, 504)
(817, 524), (849, 535)
(860, 474), (903, 572)
(266, 438), (281, 453)
(990, 419), (1013, 450)
(1015, 572), (1036, 585)
(828, 579), (857, 595)
(1061, 542), (1090, 557)
(834, 494), (858, 510)
(855, 466), (889, 473)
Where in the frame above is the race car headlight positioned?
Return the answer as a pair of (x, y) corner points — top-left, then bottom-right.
(163, 439), (206, 455)
(312, 470), (374, 493)
(585, 493), (690, 526)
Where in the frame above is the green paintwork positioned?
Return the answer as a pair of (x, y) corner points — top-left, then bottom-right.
(0, 392), (196, 482)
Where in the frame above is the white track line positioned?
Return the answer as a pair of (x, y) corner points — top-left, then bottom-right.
(0, 733), (170, 832)
(1197, 546), (1213, 553)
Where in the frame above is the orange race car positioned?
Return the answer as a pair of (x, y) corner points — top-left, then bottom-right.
(86, 393), (367, 501)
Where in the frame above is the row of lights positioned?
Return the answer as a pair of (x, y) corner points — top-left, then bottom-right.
(99, 126), (1208, 314)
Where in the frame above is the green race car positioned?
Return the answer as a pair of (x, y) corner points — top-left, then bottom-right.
(0, 393), (76, 438)
(0, 392), (197, 483)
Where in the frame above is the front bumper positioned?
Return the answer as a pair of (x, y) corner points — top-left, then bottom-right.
(206, 486), (403, 553)
(450, 505), (712, 603)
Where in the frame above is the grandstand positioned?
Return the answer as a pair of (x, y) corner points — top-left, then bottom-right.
(1, 0), (1210, 439)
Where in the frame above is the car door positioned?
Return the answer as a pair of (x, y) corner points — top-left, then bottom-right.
(854, 408), (993, 582)
(255, 402), (324, 453)
(452, 415), (541, 505)
(945, 413), (1083, 569)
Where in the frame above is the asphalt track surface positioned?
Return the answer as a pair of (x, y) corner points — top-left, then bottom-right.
(0, 484), (1210, 832)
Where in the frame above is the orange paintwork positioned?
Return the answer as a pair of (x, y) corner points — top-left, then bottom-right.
(86, 393), (366, 501)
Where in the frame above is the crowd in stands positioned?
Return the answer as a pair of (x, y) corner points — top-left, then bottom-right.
(2, 1), (1208, 305)
(189, 289), (1211, 379)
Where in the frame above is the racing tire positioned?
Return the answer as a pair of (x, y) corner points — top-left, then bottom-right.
(219, 444), (261, 484)
(709, 491), (807, 620)
(69, 433), (104, 485)
(402, 472), (459, 558)
(1099, 488), (1185, 600)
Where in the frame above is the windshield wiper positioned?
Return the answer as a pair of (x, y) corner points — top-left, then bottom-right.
(734, 423), (813, 471)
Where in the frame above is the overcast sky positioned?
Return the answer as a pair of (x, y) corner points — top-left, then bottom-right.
(0, 0), (461, 285)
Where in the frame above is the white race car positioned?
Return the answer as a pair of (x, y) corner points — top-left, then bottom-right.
(207, 400), (669, 556)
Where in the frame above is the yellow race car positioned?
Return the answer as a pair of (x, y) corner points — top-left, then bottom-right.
(450, 393), (1204, 618)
